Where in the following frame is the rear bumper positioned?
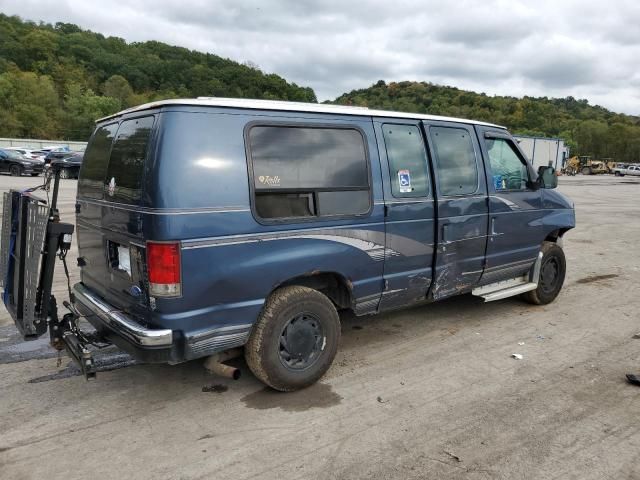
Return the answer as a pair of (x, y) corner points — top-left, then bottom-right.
(72, 283), (176, 362)
(23, 163), (44, 174)
(72, 283), (253, 363)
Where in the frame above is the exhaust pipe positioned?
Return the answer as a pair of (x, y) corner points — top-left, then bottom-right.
(204, 348), (242, 380)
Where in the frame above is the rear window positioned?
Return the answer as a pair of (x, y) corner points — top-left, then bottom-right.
(105, 116), (154, 205)
(79, 116), (154, 203)
(78, 123), (118, 199)
(248, 125), (371, 221)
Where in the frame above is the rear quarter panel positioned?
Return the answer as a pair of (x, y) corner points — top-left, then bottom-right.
(148, 108), (385, 344)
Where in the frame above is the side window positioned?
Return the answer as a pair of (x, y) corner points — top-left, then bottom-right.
(430, 127), (478, 196)
(105, 116), (154, 205)
(382, 124), (430, 198)
(248, 125), (370, 220)
(78, 123), (118, 199)
(485, 138), (529, 191)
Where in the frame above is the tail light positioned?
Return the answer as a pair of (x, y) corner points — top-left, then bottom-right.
(146, 241), (181, 297)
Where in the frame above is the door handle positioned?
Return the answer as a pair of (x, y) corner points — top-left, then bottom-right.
(490, 217), (502, 236)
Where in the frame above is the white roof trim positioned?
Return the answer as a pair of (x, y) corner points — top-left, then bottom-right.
(96, 97), (504, 128)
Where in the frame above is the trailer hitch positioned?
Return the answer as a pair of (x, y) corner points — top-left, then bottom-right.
(48, 297), (99, 381)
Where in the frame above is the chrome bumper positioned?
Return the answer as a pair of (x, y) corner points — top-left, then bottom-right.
(72, 284), (173, 347)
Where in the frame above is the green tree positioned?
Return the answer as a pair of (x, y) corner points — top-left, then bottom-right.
(62, 83), (120, 139)
(102, 74), (134, 108)
(0, 69), (59, 138)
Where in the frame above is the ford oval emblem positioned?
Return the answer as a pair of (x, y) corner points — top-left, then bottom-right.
(129, 285), (142, 297)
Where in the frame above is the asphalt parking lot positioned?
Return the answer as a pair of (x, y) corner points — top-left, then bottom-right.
(1, 174), (639, 479)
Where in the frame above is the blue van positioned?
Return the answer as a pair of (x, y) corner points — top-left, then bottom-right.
(72, 98), (575, 391)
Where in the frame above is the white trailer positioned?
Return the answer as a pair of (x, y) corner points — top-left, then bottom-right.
(515, 135), (569, 171)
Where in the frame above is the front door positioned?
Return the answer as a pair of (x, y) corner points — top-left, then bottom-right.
(476, 127), (543, 284)
(423, 121), (489, 300)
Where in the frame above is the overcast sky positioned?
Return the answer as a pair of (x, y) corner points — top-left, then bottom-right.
(2, 0), (640, 114)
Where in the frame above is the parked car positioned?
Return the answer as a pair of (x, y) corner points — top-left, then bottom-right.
(41, 145), (71, 153)
(44, 150), (75, 165)
(4, 147), (45, 162)
(612, 163), (629, 176)
(72, 98), (575, 391)
(0, 148), (44, 176)
(50, 152), (83, 179)
(615, 164), (640, 176)
(30, 150), (47, 162)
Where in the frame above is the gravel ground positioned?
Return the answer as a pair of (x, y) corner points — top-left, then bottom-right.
(1, 174), (639, 480)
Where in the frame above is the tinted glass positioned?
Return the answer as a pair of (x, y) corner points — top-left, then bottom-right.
(382, 124), (430, 197)
(78, 123), (118, 199)
(255, 193), (314, 218)
(316, 190), (370, 216)
(486, 138), (528, 190)
(249, 126), (368, 190)
(430, 127), (478, 196)
(105, 116), (154, 205)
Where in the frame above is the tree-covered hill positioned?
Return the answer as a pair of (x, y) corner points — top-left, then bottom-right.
(0, 14), (316, 140)
(333, 81), (640, 162)
(2, 14), (639, 162)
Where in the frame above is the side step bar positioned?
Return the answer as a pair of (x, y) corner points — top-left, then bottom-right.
(472, 252), (543, 302)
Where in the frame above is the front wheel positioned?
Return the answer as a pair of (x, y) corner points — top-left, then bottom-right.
(581, 167), (592, 175)
(245, 286), (341, 391)
(9, 165), (22, 176)
(615, 171), (621, 177)
(522, 242), (566, 305)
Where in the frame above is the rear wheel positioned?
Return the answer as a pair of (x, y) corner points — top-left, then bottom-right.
(9, 165), (22, 177)
(581, 167), (592, 175)
(245, 286), (341, 391)
(522, 242), (566, 305)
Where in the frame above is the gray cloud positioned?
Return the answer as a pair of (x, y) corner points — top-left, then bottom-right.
(1, 0), (639, 114)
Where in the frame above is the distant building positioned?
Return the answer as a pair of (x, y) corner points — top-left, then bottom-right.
(515, 135), (569, 171)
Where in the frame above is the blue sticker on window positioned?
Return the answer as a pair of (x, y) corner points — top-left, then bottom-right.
(398, 169), (412, 193)
(493, 174), (503, 190)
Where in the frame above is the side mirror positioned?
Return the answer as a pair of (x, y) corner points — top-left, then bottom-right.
(537, 165), (558, 189)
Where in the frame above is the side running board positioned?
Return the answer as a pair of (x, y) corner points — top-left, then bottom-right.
(472, 252), (543, 302)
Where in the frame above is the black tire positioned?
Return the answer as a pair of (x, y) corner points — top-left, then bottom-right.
(9, 165), (22, 177)
(245, 286), (340, 392)
(60, 168), (70, 179)
(581, 167), (592, 175)
(30, 172), (39, 177)
(615, 171), (621, 177)
(522, 242), (566, 305)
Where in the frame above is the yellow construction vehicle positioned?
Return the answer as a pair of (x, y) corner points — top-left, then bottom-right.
(565, 156), (610, 175)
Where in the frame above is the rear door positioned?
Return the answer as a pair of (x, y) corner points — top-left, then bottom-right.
(476, 127), (542, 283)
(422, 121), (489, 299)
(374, 119), (436, 311)
(76, 116), (155, 310)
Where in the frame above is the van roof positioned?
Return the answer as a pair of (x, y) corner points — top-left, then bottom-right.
(96, 97), (505, 129)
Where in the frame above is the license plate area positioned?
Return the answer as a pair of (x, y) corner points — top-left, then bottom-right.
(107, 240), (132, 276)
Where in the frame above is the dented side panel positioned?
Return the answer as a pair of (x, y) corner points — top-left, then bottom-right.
(373, 119), (436, 312)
